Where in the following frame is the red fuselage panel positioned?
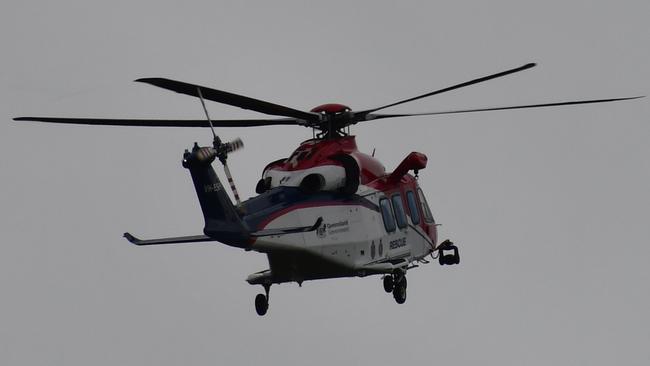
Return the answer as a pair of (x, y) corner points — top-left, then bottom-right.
(264, 136), (385, 184)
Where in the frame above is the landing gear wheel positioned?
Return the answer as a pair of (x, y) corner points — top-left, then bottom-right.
(255, 294), (268, 316)
(393, 277), (407, 304)
(383, 275), (394, 293)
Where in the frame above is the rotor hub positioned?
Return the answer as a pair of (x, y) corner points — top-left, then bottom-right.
(310, 103), (351, 114)
(309, 104), (354, 137)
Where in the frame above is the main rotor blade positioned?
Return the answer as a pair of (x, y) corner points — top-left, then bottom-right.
(356, 63), (537, 118)
(136, 78), (321, 122)
(12, 116), (302, 127)
(363, 96), (644, 121)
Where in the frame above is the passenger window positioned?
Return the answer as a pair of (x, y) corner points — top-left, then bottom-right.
(391, 194), (407, 229)
(406, 191), (420, 225)
(379, 198), (396, 232)
(417, 188), (435, 223)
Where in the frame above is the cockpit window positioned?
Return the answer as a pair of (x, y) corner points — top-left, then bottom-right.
(406, 191), (420, 225)
(417, 187), (434, 223)
(391, 194), (407, 229)
(379, 198), (396, 233)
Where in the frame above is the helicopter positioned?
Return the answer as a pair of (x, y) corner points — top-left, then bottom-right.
(13, 62), (641, 316)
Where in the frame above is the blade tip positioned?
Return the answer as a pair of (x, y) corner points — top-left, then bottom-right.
(12, 117), (39, 122)
(618, 96), (644, 101)
(123, 232), (140, 244)
(135, 77), (164, 84)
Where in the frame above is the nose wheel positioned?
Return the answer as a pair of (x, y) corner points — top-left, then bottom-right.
(254, 284), (271, 316)
(383, 275), (394, 293)
(393, 276), (407, 304)
(383, 272), (407, 304)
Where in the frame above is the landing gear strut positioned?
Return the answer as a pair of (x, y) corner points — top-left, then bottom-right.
(255, 284), (271, 316)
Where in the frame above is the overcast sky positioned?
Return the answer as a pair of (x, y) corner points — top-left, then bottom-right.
(1, 1), (649, 365)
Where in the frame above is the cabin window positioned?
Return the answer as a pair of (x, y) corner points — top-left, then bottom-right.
(391, 194), (407, 229)
(379, 198), (396, 233)
(406, 191), (420, 225)
(417, 188), (435, 223)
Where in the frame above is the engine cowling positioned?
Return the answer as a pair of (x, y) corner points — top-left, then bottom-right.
(263, 161), (348, 193)
(258, 152), (359, 194)
(256, 136), (380, 195)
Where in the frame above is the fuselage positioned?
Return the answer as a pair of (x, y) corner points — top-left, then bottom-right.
(239, 136), (438, 284)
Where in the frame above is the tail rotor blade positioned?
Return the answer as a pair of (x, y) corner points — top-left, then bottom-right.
(225, 138), (244, 153)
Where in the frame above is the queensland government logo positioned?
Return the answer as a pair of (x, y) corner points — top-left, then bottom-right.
(316, 220), (349, 238)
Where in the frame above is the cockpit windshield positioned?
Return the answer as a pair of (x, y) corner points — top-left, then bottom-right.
(417, 187), (435, 223)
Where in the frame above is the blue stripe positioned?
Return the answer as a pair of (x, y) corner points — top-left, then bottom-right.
(240, 187), (378, 230)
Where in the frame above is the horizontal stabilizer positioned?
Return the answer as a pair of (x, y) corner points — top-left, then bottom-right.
(124, 217), (321, 246)
(251, 217), (323, 238)
(123, 232), (216, 246)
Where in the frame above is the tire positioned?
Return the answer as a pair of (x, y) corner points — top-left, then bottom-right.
(393, 280), (407, 304)
(255, 294), (268, 316)
(383, 276), (394, 293)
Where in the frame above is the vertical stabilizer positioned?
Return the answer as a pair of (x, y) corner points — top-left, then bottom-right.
(182, 143), (250, 247)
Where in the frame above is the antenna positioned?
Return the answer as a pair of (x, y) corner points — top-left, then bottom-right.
(196, 87), (218, 141)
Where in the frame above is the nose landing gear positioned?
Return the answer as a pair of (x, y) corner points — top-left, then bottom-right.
(383, 270), (407, 304)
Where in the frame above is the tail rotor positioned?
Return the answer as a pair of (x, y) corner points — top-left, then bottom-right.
(196, 87), (244, 205)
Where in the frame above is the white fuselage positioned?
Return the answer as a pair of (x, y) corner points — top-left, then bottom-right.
(250, 185), (434, 277)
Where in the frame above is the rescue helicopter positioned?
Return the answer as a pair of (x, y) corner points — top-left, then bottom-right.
(13, 63), (641, 316)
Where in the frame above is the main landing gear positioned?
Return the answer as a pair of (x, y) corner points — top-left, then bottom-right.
(383, 270), (407, 304)
(255, 284), (271, 316)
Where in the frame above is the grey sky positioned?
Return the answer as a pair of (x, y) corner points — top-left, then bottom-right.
(1, 1), (649, 365)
